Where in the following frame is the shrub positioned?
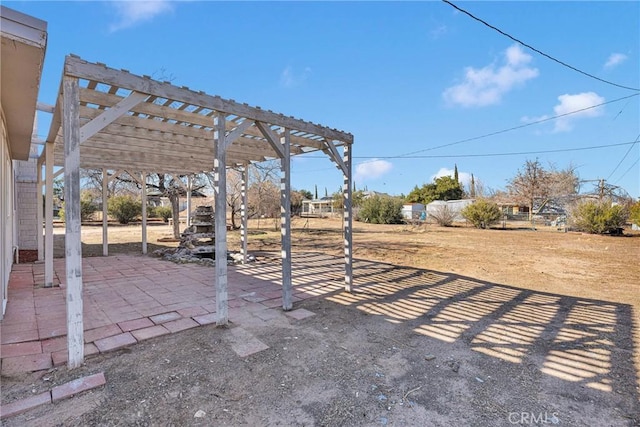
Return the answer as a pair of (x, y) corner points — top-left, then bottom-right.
(147, 205), (158, 219)
(429, 204), (456, 227)
(58, 192), (97, 222)
(356, 195), (404, 224)
(461, 199), (501, 229)
(630, 200), (640, 226)
(80, 192), (98, 221)
(155, 206), (173, 223)
(107, 195), (142, 224)
(570, 200), (628, 234)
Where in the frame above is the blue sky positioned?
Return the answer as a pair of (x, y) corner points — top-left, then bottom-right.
(9, 1), (640, 198)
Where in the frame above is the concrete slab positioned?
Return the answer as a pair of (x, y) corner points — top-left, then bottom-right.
(227, 327), (269, 358)
(285, 308), (316, 320)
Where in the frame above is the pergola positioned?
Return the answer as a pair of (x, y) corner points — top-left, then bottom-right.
(40, 55), (354, 368)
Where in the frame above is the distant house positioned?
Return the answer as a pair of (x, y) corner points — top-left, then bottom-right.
(302, 197), (335, 217)
(402, 203), (425, 220)
(1, 6), (47, 318)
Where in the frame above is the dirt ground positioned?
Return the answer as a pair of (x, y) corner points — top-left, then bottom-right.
(2, 218), (639, 426)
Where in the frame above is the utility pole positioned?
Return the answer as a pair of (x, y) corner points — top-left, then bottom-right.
(599, 179), (605, 200)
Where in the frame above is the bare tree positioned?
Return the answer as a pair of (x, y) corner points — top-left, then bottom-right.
(205, 169), (244, 230)
(247, 161), (280, 221)
(507, 159), (551, 223)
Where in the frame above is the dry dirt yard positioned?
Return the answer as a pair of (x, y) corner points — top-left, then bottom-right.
(2, 218), (639, 426)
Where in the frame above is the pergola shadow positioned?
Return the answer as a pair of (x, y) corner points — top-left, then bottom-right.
(234, 251), (639, 399)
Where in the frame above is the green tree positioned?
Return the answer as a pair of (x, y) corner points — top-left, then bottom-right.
(59, 191), (97, 222)
(155, 206), (173, 223)
(108, 195), (142, 224)
(406, 176), (465, 205)
(630, 200), (640, 226)
(299, 189), (313, 200)
(461, 200), (502, 229)
(357, 195), (404, 224)
(570, 200), (628, 234)
(454, 164), (459, 184)
(470, 174), (476, 198)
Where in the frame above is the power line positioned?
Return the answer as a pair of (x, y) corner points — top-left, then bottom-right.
(442, 0), (640, 92)
(606, 134), (639, 180)
(299, 93), (638, 164)
(294, 141), (638, 175)
(354, 141), (637, 160)
(613, 157), (639, 185)
(395, 93), (638, 158)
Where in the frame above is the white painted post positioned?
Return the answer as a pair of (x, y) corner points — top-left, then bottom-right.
(44, 142), (54, 287)
(343, 142), (353, 292)
(281, 128), (292, 310)
(102, 168), (108, 256)
(240, 164), (249, 264)
(141, 172), (147, 254)
(186, 175), (192, 227)
(213, 112), (228, 326)
(36, 162), (43, 261)
(63, 75), (84, 369)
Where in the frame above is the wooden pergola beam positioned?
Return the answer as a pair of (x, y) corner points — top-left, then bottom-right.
(65, 56), (353, 143)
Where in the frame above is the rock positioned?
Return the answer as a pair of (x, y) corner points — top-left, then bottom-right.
(194, 410), (206, 418)
(424, 354), (436, 361)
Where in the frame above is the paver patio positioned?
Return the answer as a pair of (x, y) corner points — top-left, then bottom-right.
(0, 253), (344, 375)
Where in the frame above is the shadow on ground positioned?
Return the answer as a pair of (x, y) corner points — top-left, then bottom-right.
(239, 252), (639, 404)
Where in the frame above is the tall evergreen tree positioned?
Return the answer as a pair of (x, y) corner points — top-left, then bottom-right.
(454, 164), (459, 183)
(314, 184), (318, 199)
(470, 174), (476, 198)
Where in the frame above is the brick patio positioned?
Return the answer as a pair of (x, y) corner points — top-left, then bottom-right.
(0, 253), (345, 374)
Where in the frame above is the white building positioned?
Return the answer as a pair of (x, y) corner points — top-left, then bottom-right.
(1, 6), (47, 318)
(401, 203), (425, 220)
(426, 199), (474, 222)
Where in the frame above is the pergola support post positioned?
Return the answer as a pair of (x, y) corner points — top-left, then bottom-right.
(186, 175), (192, 227)
(102, 168), (108, 256)
(343, 143), (353, 292)
(44, 142), (54, 287)
(36, 161), (43, 261)
(240, 164), (249, 264)
(62, 75), (84, 369)
(141, 172), (147, 254)
(213, 112), (228, 326)
(280, 129), (292, 310)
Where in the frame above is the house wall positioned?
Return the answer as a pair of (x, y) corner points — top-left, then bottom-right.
(14, 145), (38, 250)
(1, 104), (15, 317)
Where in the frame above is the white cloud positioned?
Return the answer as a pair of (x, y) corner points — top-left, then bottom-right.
(431, 167), (471, 186)
(442, 44), (539, 108)
(354, 159), (393, 182)
(280, 66), (312, 88)
(604, 53), (628, 69)
(553, 92), (605, 132)
(520, 92), (606, 132)
(109, 1), (174, 32)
